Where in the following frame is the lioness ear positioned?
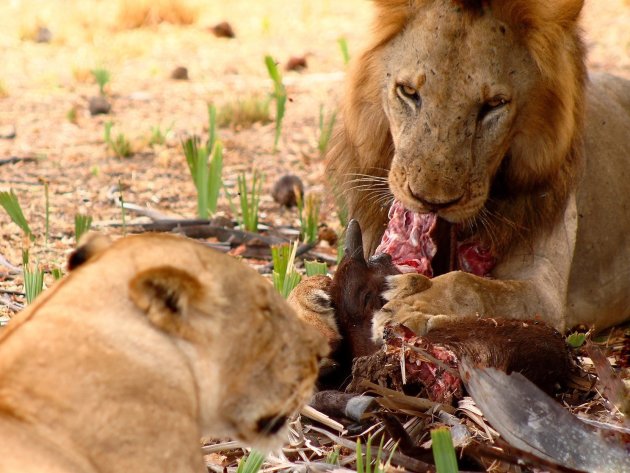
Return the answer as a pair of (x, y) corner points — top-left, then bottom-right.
(128, 266), (202, 337)
(68, 233), (112, 271)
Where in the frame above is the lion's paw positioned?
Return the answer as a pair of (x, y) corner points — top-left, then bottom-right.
(382, 273), (432, 301)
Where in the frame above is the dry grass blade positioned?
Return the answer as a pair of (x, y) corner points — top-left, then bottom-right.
(300, 405), (345, 433)
(360, 380), (456, 414)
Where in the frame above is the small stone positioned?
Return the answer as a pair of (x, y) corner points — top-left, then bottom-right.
(285, 56), (307, 72)
(209, 21), (235, 38)
(35, 26), (52, 43)
(170, 66), (189, 80)
(272, 174), (304, 208)
(210, 215), (235, 228)
(88, 96), (111, 116)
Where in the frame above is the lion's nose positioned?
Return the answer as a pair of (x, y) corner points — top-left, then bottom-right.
(256, 414), (288, 435)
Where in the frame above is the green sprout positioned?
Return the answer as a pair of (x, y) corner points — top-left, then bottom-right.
(237, 170), (263, 232)
(264, 55), (287, 152)
(272, 242), (302, 298)
(567, 331), (587, 348)
(91, 68), (111, 95)
(149, 123), (173, 147)
(0, 190), (34, 241)
(236, 450), (265, 473)
(183, 105), (223, 218)
(74, 214), (93, 243)
(318, 105), (337, 155)
(356, 435), (395, 473)
(304, 260), (327, 276)
(22, 250), (44, 305)
(104, 121), (133, 158)
(431, 427), (459, 473)
(297, 192), (321, 244)
(338, 37), (351, 65)
(217, 96), (271, 129)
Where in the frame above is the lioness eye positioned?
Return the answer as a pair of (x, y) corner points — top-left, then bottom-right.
(396, 84), (421, 107)
(478, 96), (509, 122)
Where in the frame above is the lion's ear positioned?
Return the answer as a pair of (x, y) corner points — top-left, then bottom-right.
(67, 233), (112, 271)
(128, 266), (203, 337)
(551, 0), (584, 24)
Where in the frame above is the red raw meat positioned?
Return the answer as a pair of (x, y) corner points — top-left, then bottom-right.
(375, 200), (496, 277)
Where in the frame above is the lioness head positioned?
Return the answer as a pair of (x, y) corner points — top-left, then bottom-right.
(328, 0), (586, 254)
(70, 233), (328, 450)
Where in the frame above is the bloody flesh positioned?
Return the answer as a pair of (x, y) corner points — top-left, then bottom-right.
(375, 200), (496, 277)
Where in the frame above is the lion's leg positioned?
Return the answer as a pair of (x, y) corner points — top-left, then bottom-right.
(373, 270), (560, 340)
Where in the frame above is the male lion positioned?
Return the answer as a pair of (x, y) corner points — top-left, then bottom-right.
(294, 0), (630, 341)
(0, 233), (327, 473)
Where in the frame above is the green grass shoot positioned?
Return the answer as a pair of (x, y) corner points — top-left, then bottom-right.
(51, 267), (64, 280)
(217, 96), (271, 129)
(236, 450), (265, 473)
(431, 427), (459, 473)
(74, 214), (93, 242)
(22, 250), (44, 304)
(567, 331), (587, 348)
(325, 445), (341, 466)
(305, 260), (327, 276)
(66, 106), (78, 124)
(264, 55), (287, 151)
(149, 123), (173, 146)
(355, 435), (394, 473)
(297, 192), (321, 244)
(183, 105), (223, 218)
(104, 121), (133, 158)
(338, 37), (351, 65)
(91, 68), (111, 95)
(318, 105), (336, 155)
(0, 190), (34, 241)
(272, 242), (302, 298)
(237, 170), (263, 232)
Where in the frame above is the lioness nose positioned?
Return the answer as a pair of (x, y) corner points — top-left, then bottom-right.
(256, 414), (288, 435)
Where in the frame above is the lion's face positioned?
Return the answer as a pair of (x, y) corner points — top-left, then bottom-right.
(382, 4), (534, 222)
(72, 233), (328, 451)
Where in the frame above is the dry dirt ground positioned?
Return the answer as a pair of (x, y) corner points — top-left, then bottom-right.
(0, 0), (629, 470)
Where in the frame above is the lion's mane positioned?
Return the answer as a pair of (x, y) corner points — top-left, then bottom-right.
(327, 0), (587, 256)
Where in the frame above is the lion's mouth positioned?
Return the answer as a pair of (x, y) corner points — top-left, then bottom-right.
(374, 200), (496, 277)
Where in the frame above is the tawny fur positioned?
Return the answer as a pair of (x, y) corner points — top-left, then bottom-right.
(0, 233), (328, 473)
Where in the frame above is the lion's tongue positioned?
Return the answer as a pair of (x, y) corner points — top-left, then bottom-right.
(375, 200), (496, 277)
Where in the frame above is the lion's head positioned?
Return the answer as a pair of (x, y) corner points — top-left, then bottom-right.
(328, 0), (586, 255)
(14, 233), (328, 451)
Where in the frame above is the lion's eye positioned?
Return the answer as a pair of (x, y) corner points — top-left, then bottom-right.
(478, 96), (509, 122)
(396, 84), (421, 107)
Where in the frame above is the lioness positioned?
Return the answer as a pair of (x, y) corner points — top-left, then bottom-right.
(0, 233), (327, 473)
(293, 0), (630, 340)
